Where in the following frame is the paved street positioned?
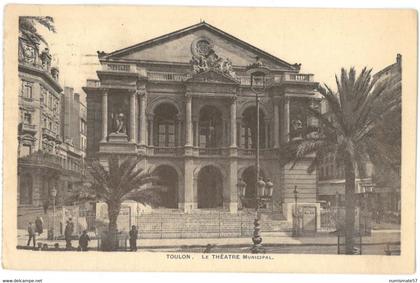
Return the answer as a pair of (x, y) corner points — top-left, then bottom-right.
(17, 228), (400, 255)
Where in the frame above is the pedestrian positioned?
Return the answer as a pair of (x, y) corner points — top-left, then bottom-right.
(27, 222), (36, 247)
(78, 230), (90, 251)
(129, 225), (138, 251)
(35, 216), (43, 236)
(64, 221), (74, 249)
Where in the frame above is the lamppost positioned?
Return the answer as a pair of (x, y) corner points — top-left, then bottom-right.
(292, 186), (301, 237)
(242, 58), (274, 253)
(50, 186), (57, 240)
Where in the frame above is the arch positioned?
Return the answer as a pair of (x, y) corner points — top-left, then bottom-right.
(238, 100), (270, 118)
(19, 173), (33, 205)
(147, 96), (181, 117)
(240, 166), (266, 208)
(193, 162), (227, 180)
(197, 165), (224, 209)
(153, 165), (179, 208)
(195, 102), (228, 119)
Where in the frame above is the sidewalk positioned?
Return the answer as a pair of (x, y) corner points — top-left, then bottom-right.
(17, 229), (400, 250)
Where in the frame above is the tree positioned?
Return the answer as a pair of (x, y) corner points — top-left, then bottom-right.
(282, 67), (401, 254)
(19, 16), (56, 46)
(82, 155), (162, 250)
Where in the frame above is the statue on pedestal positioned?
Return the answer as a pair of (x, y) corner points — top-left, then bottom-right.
(111, 113), (127, 134)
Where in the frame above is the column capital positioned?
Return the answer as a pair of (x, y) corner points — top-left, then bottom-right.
(185, 93), (193, 100)
(101, 89), (109, 96)
(147, 113), (154, 120)
(136, 89), (147, 97)
(230, 95), (238, 103)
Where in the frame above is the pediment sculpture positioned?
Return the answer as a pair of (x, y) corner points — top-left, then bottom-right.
(190, 48), (236, 79)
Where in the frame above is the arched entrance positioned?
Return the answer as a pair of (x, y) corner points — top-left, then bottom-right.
(197, 166), (223, 208)
(154, 165), (178, 208)
(241, 166), (265, 208)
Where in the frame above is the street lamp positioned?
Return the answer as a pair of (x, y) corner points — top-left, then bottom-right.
(245, 58), (273, 253)
(50, 186), (57, 240)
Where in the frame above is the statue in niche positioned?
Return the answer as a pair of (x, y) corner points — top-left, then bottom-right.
(291, 119), (304, 140)
(111, 112), (127, 134)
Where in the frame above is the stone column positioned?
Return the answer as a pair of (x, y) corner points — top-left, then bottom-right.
(129, 91), (137, 143)
(101, 89), (108, 142)
(230, 96), (237, 148)
(183, 158), (195, 213)
(139, 91), (147, 146)
(193, 120), (199, 147)
(265, 119), (270, 148)
(147, 115), (154, 146)
(185, 94), (193, 147)
(229, 160), (238, 213)
(273, 100), (280, 148)
(176, 114), (182, 147)
(283, 97), (290, 143)
(222, 119), (226, 146)
(236, 118), (242, 148)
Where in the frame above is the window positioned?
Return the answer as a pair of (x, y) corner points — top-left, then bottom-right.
(22, 81), (33, 99)
(49, 121), (52, 130)
(40, 86), (47, 104)
(158, 123), (175, 147)
(49, 95), (53, 109)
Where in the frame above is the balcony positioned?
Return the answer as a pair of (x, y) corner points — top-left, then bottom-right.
(86, 79), (101, 87)
(103, 63), (137, 73)
(198, 147), (222, 155)
(18, 150), (62, 171)
(42, 127), (59, 141)
(147, 71), (191, 82)
(21, 123), (37, 133)
(146, 71), (314, 86)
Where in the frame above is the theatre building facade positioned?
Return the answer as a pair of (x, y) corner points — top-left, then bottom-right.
(84, 22), (321, 234)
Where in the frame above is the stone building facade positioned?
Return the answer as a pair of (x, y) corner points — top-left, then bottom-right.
(83, 22), (321, 226)
(17, 35), (86, 228)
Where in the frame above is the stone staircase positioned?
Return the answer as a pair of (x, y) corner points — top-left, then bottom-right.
(135, 210), (292, 239)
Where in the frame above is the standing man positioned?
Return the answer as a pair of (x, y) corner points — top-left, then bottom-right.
(35, 216), (43, 236)
(27, 222), (36, 247)
(78, 230), (90, 251)
(64, 220), (74, 249)
(129, 225), (138, 251)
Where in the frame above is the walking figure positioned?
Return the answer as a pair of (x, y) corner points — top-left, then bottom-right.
(79, 230), (90, 251)
(129, 225), (138, 251)
(27, 222), (36, 247)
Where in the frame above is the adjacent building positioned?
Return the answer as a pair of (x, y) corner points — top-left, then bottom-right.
(317, 54), (402, 217)
(83, 22), (322, 236)
(17, 34), (87, 229)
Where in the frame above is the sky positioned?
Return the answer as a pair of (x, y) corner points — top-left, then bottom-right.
(36, 6), (414, 103)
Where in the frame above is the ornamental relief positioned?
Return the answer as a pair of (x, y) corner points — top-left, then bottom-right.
(190, 38), (236, 79)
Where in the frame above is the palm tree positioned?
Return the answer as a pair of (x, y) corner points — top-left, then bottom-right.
(19, 16), (56, 46)
(82, 155), (162, 250)
(283, 67), (401, 254)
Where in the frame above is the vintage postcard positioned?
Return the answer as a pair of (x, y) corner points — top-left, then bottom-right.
(2, 5), (417, 273)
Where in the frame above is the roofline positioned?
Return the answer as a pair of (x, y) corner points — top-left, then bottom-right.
(102, 21), (298, 71)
